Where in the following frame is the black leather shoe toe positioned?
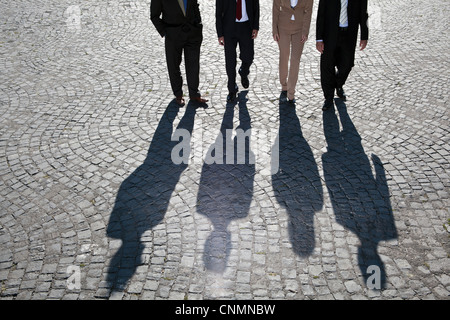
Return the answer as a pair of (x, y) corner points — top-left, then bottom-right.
(336, 87), (346, 101)
(227, 92), (237, 103)
(239, 69), (249, 89)
(322, 99), (334, 111)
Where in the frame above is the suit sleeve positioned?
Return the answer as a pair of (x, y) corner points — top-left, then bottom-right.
(315, 0), (325, 41)
(253, 0), (260, 30)
(216, 0), (224, 37)
(302, 0), (314, 37)
(193, 0), (203, 25)
(360, 0), (369, 40)
(150, 0), (166, 37)
(272, 0), (281, 36)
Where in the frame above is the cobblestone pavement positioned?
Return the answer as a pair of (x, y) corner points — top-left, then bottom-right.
(0, 0), (449, 300)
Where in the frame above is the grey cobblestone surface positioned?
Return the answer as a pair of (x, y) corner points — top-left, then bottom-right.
(0, 0), (449, 300)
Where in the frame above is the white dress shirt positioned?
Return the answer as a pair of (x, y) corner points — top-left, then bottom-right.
(236, 0), (249, 22)
(290, 0), (298, 20)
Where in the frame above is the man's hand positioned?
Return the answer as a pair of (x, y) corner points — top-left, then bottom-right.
(273, 33), (280, 42)
(316, 41), (324, 54)
(218, 36), (225, 46)
(360, 40), (368, 50)
(252, 29), (258, 39)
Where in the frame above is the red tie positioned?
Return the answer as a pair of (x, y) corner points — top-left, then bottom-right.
(236, 0), (242, 20)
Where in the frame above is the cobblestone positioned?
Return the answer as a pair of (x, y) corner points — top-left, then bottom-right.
(0, 0), (449, 300)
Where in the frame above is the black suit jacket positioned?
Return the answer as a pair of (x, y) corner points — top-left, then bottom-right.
(216, 0), (260, 37)
(316, 0), (368, 47)
(151, 0), (202, 37)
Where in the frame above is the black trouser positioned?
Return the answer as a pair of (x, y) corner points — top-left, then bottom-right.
(320, 28), (356, 101)
(165, 24), (203, 98)
(224, 21), (254, 93)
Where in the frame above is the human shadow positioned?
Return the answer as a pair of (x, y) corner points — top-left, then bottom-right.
(322, 100), (397, 289)
(106, 101), (198, 292)
(271, 102), (324, 257)
(196, 91), (255, 273)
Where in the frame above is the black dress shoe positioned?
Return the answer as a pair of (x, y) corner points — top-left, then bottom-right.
(287, 98), (296, 105)
(239, 68), (249, 89)
(175, 96), (185, 107)
(190, 96), (208, 104)
(322, 99), (334, 111)
(280, 90), (287, 102)
(336, 87), (346, 101)
(227, 92), (237, 103)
